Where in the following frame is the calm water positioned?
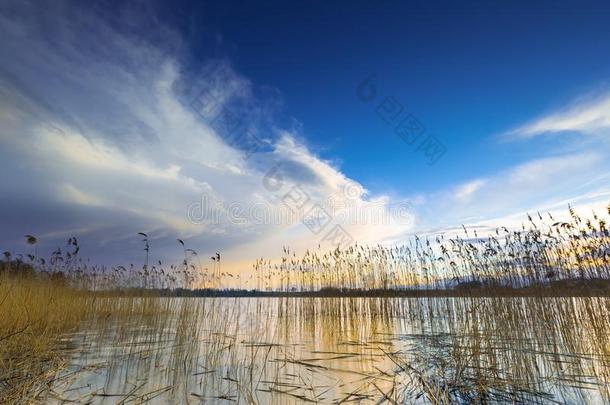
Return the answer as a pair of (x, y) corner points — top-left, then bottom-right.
(49, 297), (610, 404)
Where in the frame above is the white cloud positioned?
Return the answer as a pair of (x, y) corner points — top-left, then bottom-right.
(0, 1), (415, 276)
(422, 88), (610, 238)
(506, 91), (610, 138)
(416, 150), (610, 240)
(454, 179), (487, 202)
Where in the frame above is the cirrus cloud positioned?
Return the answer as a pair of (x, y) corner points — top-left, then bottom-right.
(0, 0), (415, 278)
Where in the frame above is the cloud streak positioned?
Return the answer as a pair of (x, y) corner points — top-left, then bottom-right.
(0, 1), (414, 275)
(506, 91), (610, 138)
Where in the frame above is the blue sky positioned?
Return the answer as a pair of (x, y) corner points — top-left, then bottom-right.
(182, 0), (610, 191)
(2, 0), (610, 274)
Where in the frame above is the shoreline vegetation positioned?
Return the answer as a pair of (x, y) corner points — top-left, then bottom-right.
(1, 204), (610, 402)
(2, 274), (608, 403)
(3, 205), (610, 294)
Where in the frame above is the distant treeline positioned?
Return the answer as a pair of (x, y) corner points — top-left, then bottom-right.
(93, 278), (610, 298)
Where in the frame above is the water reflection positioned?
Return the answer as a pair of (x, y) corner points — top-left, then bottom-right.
(49, 297), (609, 404)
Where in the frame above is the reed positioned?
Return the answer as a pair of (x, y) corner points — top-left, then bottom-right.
(252, 205), (610, 293)
(0, 270), (168, 402)
(1, 205), (609, 403)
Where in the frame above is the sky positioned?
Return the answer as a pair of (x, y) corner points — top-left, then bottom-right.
(2, 0), (610, 278)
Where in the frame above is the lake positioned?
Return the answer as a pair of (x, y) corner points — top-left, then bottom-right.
(49, 297), (610, 404)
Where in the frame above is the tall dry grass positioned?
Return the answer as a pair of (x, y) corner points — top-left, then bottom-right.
(1, 204), (609, 403)
(252, 205), (610, 292)
(0, 271), (171, 403)
(0, 271), (94, 401)
(1, 275), (609, 403)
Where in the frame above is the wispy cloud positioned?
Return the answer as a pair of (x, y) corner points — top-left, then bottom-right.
(506, 91), (610, 139)
(428, 88), (610, 237)
(415, 151), (610, 236)
(0, 1), (414, 270)
(453, 179), (487, 202)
